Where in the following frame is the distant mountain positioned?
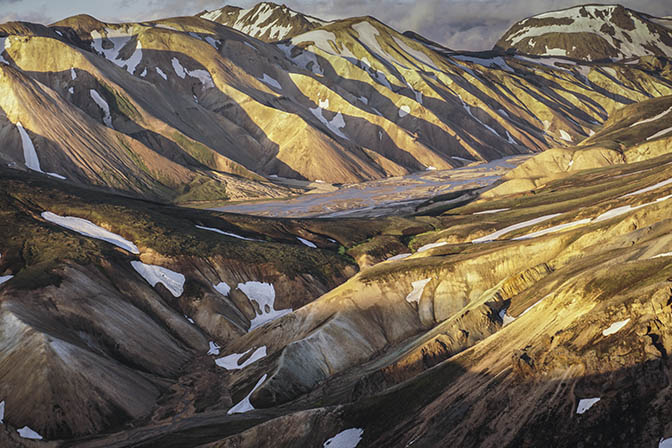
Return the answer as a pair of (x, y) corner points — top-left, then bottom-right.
(496, 4), (672, 61)
(197, 1), (328, 42)
(0, 3), (669, 204)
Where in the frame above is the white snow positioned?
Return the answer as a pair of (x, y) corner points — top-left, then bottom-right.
(155, 67), (168, 80)
(42, 211), (139, 254)
(559, 130), (573, 142)
(310, 98), (348, 140)
(16, 122), (66, 179)
(214, 281), (231, 296)
(544, 46), (567, 56)
(238, 281), (292, 331)
(70, 67), (77, 80)
(184, 315), (195, 324)
(297, 237), (317, 248)
(499, 308), (516, 326)
(417, 241), (448, 253)
(323, 428), (364, 448)
(90, 89), (113, 128)
(387, 253), (411, 261)
(0, 400), (4, 423)
(651, 252), (672, 259)
(512, 218), (592, 240)
(207, 341), (221, 355)
(576, 398), (600, 414)
(216, 346), (267, 370)
(17, 426), (43, 440)
(621, 177), (672, 198)
(602, 318), (630, 336)
(68, 87), (74, 94)
(660, 438), (672, 448)
(647, 127), (672, 141)
(474, 208), (510, 215)
(227, 374), (267, 414)
(17, 122), (41, 173)
(131, 261), (185, 297)
(472, 213), (562, 243)
(593, 194), (672, 223)
(629, 106), (672, 128)
(205, 36), (219, 49)
(171, 57), (186, 78)
(406, 278), (431, 304)
(195, 225), (258, 241)
(90, 28), (143, 74)
(399, 105), (411, 118)
(140, 68), (147, 77)
(507, 5), (672, 60)
(425, 166), (437, 171)
(0, 275), (12, 285)
(259, 73), (281, 90)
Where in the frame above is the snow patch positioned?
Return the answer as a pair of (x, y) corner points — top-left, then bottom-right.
(131, 261), (185, 297)
(216, 346), (267, 370)
(238, 281), (292, 331)
(207, 341), (221, 355)
(602, 319), (630, 336)
(42, 211), (139, 254)
(297, 237), (317, 248)
(196, 225), (258, 241)
(90, 90), (113, 128)
(417, 241), (448, 253)
(387, 253), (411, 261)
(155, 67), (168, 80)
(399, 105), (411, 118)
(406, 278), (431, 304)
(214, 281), (231, 296)
(474, 208), (510, 215)
(559, 130), (573, 142)
(472, 213), (563, 243)
(259, 73), (281, 90)
(576, 398), (600, 414)
(323, 428), (364, 448)
(227, 374), (267, 414)
(0, 275), (12, 285)
(17, 426), (43, 440)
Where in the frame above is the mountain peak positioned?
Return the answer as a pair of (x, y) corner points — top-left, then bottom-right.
(198, 1), (328, 42)
(495, 3), (672, 61)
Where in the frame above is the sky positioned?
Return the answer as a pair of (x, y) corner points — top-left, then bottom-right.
(2, 0), (672, 51)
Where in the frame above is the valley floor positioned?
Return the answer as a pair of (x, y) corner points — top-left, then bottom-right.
(211, 156), (529, 218)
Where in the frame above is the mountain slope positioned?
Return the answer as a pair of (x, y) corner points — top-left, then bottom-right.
(198, 2), (328, 42)
(496, 4), (672, 61)
(9, 127), (672, 447)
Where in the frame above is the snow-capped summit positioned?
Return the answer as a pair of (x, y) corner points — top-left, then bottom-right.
(198, 2), (328, 42)
(495, 4), (672, 61)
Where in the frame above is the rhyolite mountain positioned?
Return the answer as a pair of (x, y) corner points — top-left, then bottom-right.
(2, 2), (672, 448)
(0, 2), (671, 204)
(496, 4), (672, 61)
(197, 2), (329, 42)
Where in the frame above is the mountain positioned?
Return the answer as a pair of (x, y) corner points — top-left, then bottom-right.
(197, 2), (329, 42)
(3, 2), (672, 447)
(0, 4), (668, 204)
(3, 113), (672, 446)
(496, 4), (672, 61)
(484, 93), (672, 197)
